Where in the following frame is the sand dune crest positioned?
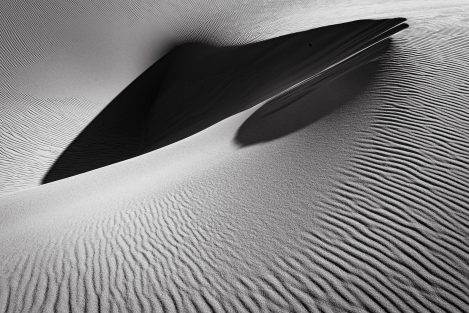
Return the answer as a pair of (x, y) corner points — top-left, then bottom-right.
(43, 18), (407, 183)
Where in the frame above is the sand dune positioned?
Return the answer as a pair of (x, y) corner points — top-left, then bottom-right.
(0, 0), (466, 196)
(42, 18), (407, 183)
(1, 1), (469, 313)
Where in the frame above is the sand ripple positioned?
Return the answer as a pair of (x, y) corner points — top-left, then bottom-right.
(1, 7), (469, 313)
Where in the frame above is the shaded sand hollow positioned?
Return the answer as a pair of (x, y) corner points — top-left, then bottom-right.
(1, 1), (469, 313)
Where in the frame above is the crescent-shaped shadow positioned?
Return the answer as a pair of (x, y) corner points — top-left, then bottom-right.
(234, 38), (392, 147)
(42, 18), (408, 184)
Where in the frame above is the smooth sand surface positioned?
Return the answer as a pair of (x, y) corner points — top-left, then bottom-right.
(1, 1), (469, 312)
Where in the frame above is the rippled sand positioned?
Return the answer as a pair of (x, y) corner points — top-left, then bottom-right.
(1, 1), (469, 312)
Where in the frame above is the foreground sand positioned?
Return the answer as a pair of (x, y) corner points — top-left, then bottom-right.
(1, 1), (469, 312)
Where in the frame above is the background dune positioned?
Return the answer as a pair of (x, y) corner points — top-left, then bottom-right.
(1, 1), (469, 313)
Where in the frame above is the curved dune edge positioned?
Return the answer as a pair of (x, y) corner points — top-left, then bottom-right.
(41, 18), (407, 184)
(1, 5), (469, 313)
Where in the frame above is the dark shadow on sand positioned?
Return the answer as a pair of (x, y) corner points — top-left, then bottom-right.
(42, 18), (407, 184)
(234, 40), (390, 147)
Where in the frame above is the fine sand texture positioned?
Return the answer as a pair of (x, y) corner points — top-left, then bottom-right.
(1, 1), (469, 313)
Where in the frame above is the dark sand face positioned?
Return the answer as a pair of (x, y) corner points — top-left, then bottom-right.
(40, 19), (406, 184)
(1, 2), (469, 313)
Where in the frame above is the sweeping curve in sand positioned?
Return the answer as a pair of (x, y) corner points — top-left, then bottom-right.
(42, 18), (407, 183)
